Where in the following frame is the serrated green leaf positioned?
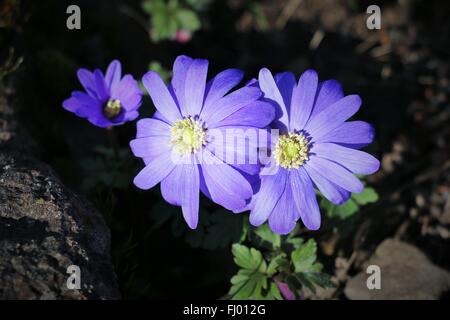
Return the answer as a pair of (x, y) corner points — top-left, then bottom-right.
(286, 237), (304, 249)
(266, 253), (286, 276)
(269, 282), (283, 300)
(321, 197), (359, 219)
(352, 187), (379, 205)
(229, 269), (267, 300)
(254, 224), (281, 248)
(232, 244), (266, 272)
(291, 239), (317, 273)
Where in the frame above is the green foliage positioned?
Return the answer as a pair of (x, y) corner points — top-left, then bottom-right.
(321, 185), (379, 219)
(229, 224), (335, 300)
(142, 0), (202, 42)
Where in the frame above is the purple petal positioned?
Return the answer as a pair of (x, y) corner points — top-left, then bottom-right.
(142, 71), (181, 124)
(305, 95), (361, 139)
(136, 118), (171, 138)
(77, 68), (97, 97)
(276, 281), (295, 300)
(94, 69), (109, 102)
(268, 180), (297, 234)
(71, 91), (102, 118)
(105, 60), (122, 92)
(184, 59), (208, 116)
(210, 100), (275, 128)
(111, 75), (142, 110)
(290, 168), (321, 230)
(199, 166), (248, 211)
(171, 55), (193, 115)
(314, 120), (375, 149)
(303, 162), (350, 205)
(161, 164), (184, 206)
(133, 151), (175, 190)
(203, 68), (244, 111)
(310, 79), (344, 118)
(250, 169), (288, 226)
(306, 156), (364, 193)
(129, 135), (171, 159)
(201, 87), (262, 126)
(181, 164), (200, 229)
(275, 72), (296, 114)
(258, 68), (289, 126)
(312, 142), (380, 175)
(289, 69), (318, 130)
(201, 149), (253, 200)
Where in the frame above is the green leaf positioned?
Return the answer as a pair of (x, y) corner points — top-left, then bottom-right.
(291, 239), (317, 273)
(352, 187), (379, 205)
(266, 253), (286, 276)
(229, 269), (267, 300)
(232, 244), (266, 272)
(321, 197), (359, 219)
(254, 224), (281, 248)
(269, 282), (283, 300)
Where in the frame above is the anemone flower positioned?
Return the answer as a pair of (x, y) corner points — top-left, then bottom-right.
(63, 60), (142, 127)
(248, 68), (380, 234)
(130, 56), (275, 229)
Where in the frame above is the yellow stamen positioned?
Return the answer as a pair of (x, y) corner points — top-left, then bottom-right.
(274, 132), (309, 169)
(170, 117), (206, 155)
(104, 99), (122, 119)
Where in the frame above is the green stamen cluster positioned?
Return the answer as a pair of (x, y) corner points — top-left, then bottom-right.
(104, 99), (122, 119)
(170, 117), (206, 155)
(274, 132), (309, 169)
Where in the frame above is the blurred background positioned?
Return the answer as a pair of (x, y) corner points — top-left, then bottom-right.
(0, 0), (449, 299)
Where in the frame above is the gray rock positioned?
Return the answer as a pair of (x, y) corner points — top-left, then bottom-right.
(344, 239), (450, 300)
(0, 90), (120, 299)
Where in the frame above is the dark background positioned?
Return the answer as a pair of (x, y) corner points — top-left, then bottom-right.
(1, 0), (449, 299)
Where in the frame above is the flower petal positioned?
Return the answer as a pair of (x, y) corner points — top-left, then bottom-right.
(142, 71), (181, 123)
(136, 118), (171, 138)
(289, 69), (318, 130)
(160, 164), (184, 206)
(105, 60), (122, 92)
(258, 68), (289, 126)
(94, 69), (109, 102)
(203, 68), (243, 112)
(290, 168), (321, 230)
(250, 169), (288, 226)
(201, 87), (262, 126)
(210, 100), (275, 128)
(129, 135), (171, 159)
(310, 79), (344, 118)
(305, 94), (361, 139)
(268, 180), (297, 234)
(77, 68), (97, 97)
(275, 72), (296, 114)
(133, 151), (175, 190)
(314, 120), (375, 149)
(181, 164), (200, 229)
(199, 165), (248, 211)
(111, 75), (142, 110)
(306, 156), (364, 193)
(201, 149), (253, 201)
(312, 142), (380, 175)
(171, 55), (193, 115)
(303, 162), (350, 205)
(184, 58), (208, 116)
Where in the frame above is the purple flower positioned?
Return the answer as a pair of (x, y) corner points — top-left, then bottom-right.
(248, 68), (380, 234)
(130, 56), (275, 229)
(63, 60), (142, 127)
(275, 280), (295, 300)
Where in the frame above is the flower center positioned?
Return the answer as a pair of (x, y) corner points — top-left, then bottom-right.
(274, 132), (309, 169)
(170, 117), (206, 155)
(104, 99), (122, 119)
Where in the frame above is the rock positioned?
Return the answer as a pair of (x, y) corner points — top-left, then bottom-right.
(0, 90), (120, 299)
(344, 239), (450, 300)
